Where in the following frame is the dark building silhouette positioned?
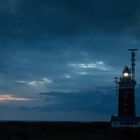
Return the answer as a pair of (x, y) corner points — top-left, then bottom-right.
(118, 65), (136, 117)
(111, 49), (140, 127)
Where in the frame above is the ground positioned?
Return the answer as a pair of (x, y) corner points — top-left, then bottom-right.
(0, 122), (139, 140)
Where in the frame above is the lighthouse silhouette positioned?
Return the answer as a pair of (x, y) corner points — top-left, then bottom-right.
(111, 49), (140, 128)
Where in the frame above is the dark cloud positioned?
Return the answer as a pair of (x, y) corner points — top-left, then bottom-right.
(0, 0), (140, 121)
(0, 0), (140, 42)
(38, 89), (116, 113)
(33, 86), (140, 116)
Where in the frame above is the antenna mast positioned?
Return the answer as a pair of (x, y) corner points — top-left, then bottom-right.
(128, 49), (138, 80)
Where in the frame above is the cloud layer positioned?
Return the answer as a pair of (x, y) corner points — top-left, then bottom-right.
(0, 0), (140, 42)
(0, 0), (140, 121)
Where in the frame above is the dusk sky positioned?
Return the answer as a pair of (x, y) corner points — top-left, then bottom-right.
(0, 0), (140, 121)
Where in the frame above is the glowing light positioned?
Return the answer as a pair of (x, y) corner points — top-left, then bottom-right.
(124, 72), (129, 77)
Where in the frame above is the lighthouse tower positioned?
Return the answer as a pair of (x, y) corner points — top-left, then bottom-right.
(111, 49), (140, 128)
(118, 65), (136, 117)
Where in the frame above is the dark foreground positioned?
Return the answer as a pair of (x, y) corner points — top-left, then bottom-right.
(0, 121), (140, 140)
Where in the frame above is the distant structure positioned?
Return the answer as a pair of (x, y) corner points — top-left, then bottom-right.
(111, 49), (140, 128)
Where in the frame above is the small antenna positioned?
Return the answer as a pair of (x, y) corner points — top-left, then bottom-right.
(128, 49), (138, 80)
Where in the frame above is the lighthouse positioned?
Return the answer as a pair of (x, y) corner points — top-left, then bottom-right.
(111, 49), (140, 128)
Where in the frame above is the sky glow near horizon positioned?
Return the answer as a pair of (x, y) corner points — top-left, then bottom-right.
(0, 94), (30, 102)
(0, 0), (140, 121)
